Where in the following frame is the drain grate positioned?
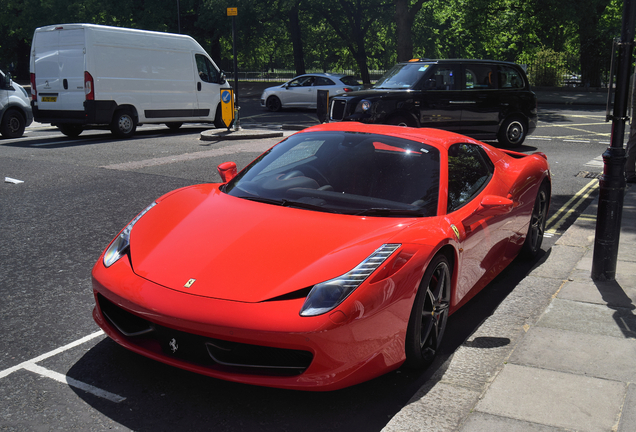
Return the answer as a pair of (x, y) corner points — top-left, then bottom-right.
(576, 171), (602, 179)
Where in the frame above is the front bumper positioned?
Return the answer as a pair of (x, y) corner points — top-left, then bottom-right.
(91, 254), (420, 391)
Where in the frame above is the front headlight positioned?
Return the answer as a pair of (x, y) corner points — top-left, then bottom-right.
(103, 202), (156, 268)
(357, 99), (372, 112)
(300, 244), (401, 317)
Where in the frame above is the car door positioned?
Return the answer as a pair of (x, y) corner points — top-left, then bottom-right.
(458, 63), (501, 138)
(416, 64), (463, 132)
(281, 76), (316, 107)
(309, 76), (337, 108)
(194, 53), (222, 119)
(445, 143), (510, 300)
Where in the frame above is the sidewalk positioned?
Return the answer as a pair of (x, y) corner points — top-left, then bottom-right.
(384, 184), (636, 432)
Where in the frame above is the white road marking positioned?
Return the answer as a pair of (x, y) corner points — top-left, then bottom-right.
(0, 330), (126, 403)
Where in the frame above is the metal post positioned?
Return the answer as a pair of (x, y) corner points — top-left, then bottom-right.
(591, 0), (636, 280)
(177, 0), (181, 34)
(232, 15), (240, 131)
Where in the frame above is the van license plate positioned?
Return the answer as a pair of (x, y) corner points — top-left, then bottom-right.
(41, 96), (57, 102)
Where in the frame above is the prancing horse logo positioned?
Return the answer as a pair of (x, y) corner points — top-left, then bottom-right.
(169, 338), (178, 353)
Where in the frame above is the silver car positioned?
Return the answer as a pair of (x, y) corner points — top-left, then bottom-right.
(261, 73), (363, 111)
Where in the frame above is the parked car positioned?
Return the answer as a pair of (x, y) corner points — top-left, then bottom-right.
(329, 59), (537, 147)
(261, 73), (363, 111)
(0, 69), (33, 138)
(30, 24), (229, 138)
(92, 122), (550, 391)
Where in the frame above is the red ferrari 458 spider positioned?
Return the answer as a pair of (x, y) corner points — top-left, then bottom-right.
(92, 122), (550, 391)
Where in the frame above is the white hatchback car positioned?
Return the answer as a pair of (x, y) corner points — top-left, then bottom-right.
(261, 73), (363, 111)
(1, 70), (33, 138)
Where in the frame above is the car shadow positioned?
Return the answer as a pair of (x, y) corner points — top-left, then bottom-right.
(65, 248), (548, 432)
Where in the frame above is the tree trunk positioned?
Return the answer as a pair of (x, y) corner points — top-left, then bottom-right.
(396, 0), (414, 62)
(288, 2), (306, 76)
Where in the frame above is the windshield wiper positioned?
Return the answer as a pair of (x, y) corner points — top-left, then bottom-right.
(240, 196), (335, 213)
(355, 208), (425, 217)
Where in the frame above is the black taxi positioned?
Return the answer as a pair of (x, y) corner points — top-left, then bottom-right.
(328, 59), (537, 147)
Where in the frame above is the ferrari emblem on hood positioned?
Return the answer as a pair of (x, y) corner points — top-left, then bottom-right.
(184, 278), (196, 288)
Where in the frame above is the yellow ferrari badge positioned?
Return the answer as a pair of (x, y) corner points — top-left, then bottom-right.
(451, 224), (460, 240)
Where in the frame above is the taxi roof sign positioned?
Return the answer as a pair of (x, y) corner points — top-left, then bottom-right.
(227, 7), (237, 16)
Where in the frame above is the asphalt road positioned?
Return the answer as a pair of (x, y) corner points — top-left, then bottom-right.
(0, 101), (614, 431)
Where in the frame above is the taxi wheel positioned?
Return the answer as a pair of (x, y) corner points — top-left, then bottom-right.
(498, 116), (527, 147)
(387, 115), (415, 127)
(404, 254), (451, 368)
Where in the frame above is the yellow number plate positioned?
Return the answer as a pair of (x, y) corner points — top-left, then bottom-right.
(41, 96), (57, 102)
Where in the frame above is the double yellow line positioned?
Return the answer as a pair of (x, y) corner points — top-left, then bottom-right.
(545, 179), (599, 234)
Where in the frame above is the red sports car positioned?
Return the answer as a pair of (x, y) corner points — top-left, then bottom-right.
(92, 122), (550, 391)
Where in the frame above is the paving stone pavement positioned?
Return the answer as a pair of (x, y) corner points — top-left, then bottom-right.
(383, 184), (636, 432)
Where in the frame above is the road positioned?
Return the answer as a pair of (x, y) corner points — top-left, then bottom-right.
(0, 101), (614, 431)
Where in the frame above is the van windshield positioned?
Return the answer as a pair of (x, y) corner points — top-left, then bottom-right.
(373, 64), (430, 89)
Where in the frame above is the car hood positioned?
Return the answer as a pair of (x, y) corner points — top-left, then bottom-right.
(129, 185), (413, 303)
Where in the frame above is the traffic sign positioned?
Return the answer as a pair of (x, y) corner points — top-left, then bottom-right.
(227, 7), (237, 16)
(221, 89), (234, 129)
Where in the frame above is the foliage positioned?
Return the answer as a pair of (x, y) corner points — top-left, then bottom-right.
(0, 0), (625, 86)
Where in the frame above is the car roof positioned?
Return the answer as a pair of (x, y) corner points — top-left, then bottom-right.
(295, 73), (349, 79)
(402, 58), (522, 68)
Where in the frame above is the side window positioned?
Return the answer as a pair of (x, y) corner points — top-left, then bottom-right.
(314, 77), (335, 86)
(427, 66), (458, 90)
(464, 64), (497, 90)
(447, 143), (493, 212)
(195, 54), (219, 83)
(498, 65), (525, 89)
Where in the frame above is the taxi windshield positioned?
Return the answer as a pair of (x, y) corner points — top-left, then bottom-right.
(373, 63), (430, 89)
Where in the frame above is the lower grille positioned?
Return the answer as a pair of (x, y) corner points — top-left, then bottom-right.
(97, 294), (313, 376)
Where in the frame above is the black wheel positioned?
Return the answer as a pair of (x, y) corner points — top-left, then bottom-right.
(1, 109), (26, 138)
(110, 109), (137, 138)
(166, 122), (182, 130)
(266, 96), (282, 112)
(404, 254), (451, 368)
(387, 115), (415, 127)
(498, 116), (527, 147)
(521, 181), (549, 258)
(57, 124), (83, 138)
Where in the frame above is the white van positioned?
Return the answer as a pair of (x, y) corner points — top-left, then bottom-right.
(30, 24), (230, 138)
(1, 69), (33, 138)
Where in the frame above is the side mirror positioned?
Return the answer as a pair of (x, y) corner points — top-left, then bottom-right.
(217, 161), (237, 183)
(219, 72), (226, 85)
(462, 195), (513, 227)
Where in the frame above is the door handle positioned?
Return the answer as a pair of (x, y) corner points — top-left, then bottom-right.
(197, 82), (201, 91)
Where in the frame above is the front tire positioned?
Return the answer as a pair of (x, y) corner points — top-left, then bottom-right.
(404, 254), (451, 368)
(521, 181), (549, 258)
(266, 96), (282, 112)
(498, 116), (527, 147)
(1, 109), (26, 138)
(110, 109), (137, 138)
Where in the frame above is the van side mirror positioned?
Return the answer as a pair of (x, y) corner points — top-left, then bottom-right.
(217, 161), (237, 183)
(219, 72), (226, 85)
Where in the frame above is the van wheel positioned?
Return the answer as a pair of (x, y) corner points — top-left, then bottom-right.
(166, 122), (183, 130)
(111, 109), (137, 138)
(1, 109), (26, 138)
(498, 116), (527, 147)
(57, 124), (83, 138)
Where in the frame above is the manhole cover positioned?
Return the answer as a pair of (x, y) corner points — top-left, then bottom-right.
(576, 171), (602, 179)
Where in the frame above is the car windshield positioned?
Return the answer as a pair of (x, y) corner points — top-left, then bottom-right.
(373, 63), (430, 89)
(224, 131), (440, 217)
